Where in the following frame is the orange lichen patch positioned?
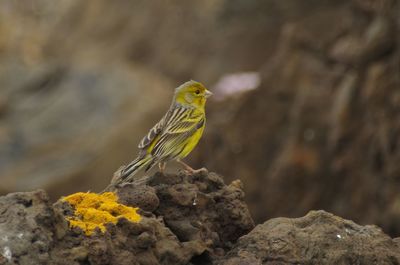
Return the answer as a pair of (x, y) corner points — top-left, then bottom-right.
(63, 192), (141, 235)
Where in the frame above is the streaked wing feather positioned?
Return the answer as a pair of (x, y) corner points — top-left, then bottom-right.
(151, 106), (204, 158)
(138, 113), (167, 149)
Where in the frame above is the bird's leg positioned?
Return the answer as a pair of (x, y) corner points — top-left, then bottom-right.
(177, 159), (194, 172)
(158, 162), (166, 173)
(177, 159), (207, 174)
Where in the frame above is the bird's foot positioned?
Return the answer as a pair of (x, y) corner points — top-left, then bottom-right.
(158, 162), (166, 174)
(183, 167), (208, 175)
(177, 159), (208, 175)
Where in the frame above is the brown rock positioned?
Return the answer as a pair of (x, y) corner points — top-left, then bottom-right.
(108, 170), (255, 253)
(220, 211), (400, 265)
(0, 170), (254, 264)
(2, 172), (400, 264)
(0, 190), (66, 265)
(117, 184), (159, 212)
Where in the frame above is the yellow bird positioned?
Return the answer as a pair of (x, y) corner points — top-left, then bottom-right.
(117, 80), (212, 183)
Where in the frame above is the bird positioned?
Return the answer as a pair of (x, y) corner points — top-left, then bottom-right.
(115, 80), (212, 183)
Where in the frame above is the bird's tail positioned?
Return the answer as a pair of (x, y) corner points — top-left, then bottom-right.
(115, 155), (153, 183)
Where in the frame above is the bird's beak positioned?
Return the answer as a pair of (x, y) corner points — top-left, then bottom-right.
(205, 89), (213, 98)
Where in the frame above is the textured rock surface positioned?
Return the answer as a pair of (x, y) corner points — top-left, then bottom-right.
(1, 182), (400, 265)
(0, 190), (61, 265)
(0, 170), (254, 265)
(220, 211), (400, 265)
(111, 170), (255, 260)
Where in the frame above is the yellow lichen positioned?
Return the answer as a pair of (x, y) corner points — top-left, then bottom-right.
(63, 192), (141, 235)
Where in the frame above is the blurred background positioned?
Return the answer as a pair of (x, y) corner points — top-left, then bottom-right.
(0, 0), (399, 236)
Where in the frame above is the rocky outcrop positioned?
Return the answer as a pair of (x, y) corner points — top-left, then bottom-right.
(0, 170), (254, 265)
(0, 190), (60, 265)
(219, 211), (400, 265)
(111, 171), (254, 252)
(1, 170), (400, 265)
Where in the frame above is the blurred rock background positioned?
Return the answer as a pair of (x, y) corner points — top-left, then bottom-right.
(0, 0), (399, 237)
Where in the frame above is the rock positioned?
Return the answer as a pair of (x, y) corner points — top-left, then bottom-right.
(78, 217), (204, 265)
(117, 184), (159, 212)
(220, 210), (400, 265)
(0, 190), (63, 265)
(0, 170), (254, 265)
(151, 171), (255, 249)
(109, 170), (255, 257)
(2, 183), (400, 265)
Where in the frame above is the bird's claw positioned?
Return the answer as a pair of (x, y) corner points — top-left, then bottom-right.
(183, 167), (208, 175)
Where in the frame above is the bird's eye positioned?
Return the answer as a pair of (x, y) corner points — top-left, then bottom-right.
(195, 90), (200, 95)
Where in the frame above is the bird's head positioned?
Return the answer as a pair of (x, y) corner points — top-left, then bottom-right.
(174, 80), (212, 108)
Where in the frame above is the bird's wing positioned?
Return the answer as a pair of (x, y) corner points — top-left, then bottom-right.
(138, 105), (196, 150)
(150, 106), (204, 158)
(138, 113), (168, 150)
